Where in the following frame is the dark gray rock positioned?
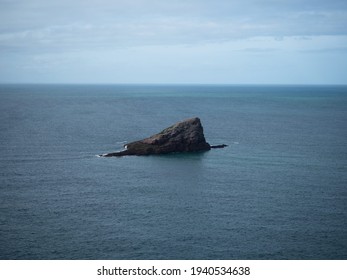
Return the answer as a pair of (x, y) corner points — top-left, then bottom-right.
(211, 144), (228, 149)
(100, 117), (212, 157)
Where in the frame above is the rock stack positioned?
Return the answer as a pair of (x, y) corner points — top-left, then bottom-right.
(100, 117), (226, 157)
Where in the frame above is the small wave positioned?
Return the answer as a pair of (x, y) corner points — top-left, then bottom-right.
(96, 154), (109, 157)
(233, 141), (239, 145)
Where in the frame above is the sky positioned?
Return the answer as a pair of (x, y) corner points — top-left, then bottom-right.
(1, 0), (347, 84)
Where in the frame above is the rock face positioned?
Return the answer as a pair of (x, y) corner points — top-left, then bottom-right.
(101, 117), (212, 157)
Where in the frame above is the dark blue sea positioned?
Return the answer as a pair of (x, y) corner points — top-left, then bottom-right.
(0, 84), (346, 259)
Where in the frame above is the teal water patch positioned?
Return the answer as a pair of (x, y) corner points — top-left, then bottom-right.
(0, 84), (346, 259)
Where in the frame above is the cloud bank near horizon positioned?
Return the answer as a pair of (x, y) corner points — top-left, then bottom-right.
(1, 0), (347, 84)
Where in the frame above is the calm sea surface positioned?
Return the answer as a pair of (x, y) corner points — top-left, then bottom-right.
(0, 84), (346, 259)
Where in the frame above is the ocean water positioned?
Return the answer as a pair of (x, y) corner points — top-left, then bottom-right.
(0, 84), (346, 260)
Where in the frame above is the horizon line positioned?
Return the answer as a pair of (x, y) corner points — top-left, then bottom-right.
(1, 82), (347, 86)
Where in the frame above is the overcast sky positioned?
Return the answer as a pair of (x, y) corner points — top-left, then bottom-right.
(1, 0), (347, 84)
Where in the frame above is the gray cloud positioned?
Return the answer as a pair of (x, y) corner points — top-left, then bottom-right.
(1, 0), (347, 53)
(1, 0), (347, 84)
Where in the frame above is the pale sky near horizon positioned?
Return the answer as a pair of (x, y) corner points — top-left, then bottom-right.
(1, 0), (347, 84)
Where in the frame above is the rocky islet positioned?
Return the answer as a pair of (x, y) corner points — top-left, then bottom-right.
(100, 117), (226, 157)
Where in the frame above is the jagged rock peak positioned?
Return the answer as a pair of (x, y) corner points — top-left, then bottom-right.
(101, 117), (212, 157)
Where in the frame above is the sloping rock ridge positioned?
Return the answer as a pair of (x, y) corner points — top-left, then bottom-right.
(100, 117), (213, 157)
